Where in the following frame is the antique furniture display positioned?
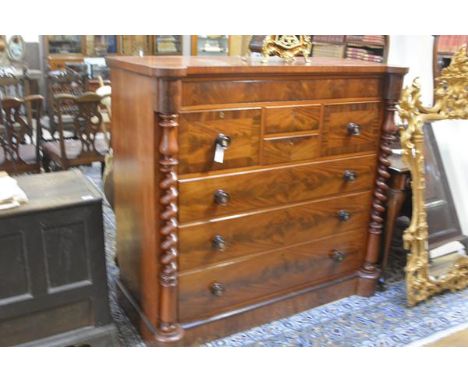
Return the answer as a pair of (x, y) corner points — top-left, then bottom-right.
(108, 55), (407, 346)
(118, 35), (153, 56)
(43, 35), (86, 70)
(398, 46), (468, 306)
(191, 35), (230, 56)
(0, 170), (117, 346)
(42, 93), (110, 172)
(0, 96), (43, 175)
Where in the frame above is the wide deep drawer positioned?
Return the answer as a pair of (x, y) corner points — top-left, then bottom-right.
(178, 154), (376, 223)
(178, 229), (367, 322)
(178, 191), (372, 271)
(322, 101), (382, 156)
(178, 108), (261, 174)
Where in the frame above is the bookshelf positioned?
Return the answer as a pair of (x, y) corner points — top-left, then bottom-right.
(311, 35), (388, 63)
(433, 35), (468, 78)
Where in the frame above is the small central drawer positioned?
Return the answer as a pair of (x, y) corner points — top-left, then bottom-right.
(178, 228), (367, 322)
(264, 104), (321, 134)
(178, 108), (261, 174)
(262, 134), (321, 165)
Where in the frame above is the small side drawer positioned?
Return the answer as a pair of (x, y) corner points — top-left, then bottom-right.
(322, 101), (382, 156)
(262, 134), (320, 165)
(178, 229), (367, 322)
(178, 108), (261, 174)
(264, 105), (321, 134)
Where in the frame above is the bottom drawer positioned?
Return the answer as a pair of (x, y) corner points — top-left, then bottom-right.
(178, 229), (368, 322)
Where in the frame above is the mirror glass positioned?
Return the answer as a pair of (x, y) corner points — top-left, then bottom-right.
(425, 120), (468, 280)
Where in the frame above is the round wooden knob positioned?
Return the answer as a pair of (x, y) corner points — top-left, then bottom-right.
(330, 250), (346, 262)
(343, 170), (357, 182)
(214, 189), (230, 205)
(337, 210), (351, 221)
(215, 133), (231, 149)
(212, 235), (227, 251)
(210, 282), (225, 296)
(347, 122), (361, 136)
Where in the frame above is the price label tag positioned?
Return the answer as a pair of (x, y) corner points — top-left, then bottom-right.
(214, 143), (225, 163)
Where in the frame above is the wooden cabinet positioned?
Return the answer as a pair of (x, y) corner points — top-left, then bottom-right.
(107, 55), (407, 346)
(0, 171), (117, 346)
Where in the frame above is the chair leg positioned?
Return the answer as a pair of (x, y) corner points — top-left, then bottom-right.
(101, 161), (106, 177)
(42, 155), (51, 173)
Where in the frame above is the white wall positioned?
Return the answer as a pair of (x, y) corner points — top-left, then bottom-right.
(387, 35), (468, 234)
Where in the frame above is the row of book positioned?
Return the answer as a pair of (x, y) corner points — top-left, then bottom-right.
(347, 35), (386, 46)
(437, 35), (468, 54)
(311, 44), (345, 58)
(312, 35), (346, 44)
(346, 47), (383, 63)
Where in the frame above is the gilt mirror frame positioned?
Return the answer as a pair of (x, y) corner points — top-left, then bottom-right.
(398, 45), (468, 306)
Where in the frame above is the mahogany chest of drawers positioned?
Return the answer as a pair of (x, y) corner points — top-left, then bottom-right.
(107, 56), (407, 346)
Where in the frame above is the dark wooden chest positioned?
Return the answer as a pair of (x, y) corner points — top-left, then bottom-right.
(0, 170), (117, 346)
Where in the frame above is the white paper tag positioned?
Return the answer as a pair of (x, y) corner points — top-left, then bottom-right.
(214, 144), (225, 163)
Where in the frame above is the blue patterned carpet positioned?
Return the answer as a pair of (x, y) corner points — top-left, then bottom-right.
(83, 165), (468, 347)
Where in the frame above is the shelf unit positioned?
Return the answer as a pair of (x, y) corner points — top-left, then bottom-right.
(433, 35), (468, 79)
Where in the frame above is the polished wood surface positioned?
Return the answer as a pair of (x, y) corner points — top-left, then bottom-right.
(322, 101), (382, 156)
(178, 154), (377, 222)
(108, 55), (407, 345)
(264, 104), (321, 134)
(179, 191), (372, 271)
(179, 229), (368, 321)
(178, 109), (261, 174)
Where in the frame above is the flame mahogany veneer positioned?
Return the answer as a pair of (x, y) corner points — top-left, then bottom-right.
(107, 56), (407, 346)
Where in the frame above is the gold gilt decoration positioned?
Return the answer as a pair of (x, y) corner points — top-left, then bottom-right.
(261, 35), (312, 63)
(398, 45), (468, 306)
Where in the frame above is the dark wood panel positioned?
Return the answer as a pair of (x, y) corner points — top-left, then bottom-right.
(0, 299), (92, 346)
(0, 232), (29, 301)
(264, 104), (321, 134)
(179, 229), (367, 322)
(182, 77), (383, 107)
(322, 101), (382, 156)
(179, 191), (372, 270)
(178, 108), (261, 174)
(179, 154), (376, 223)
(42, 221), (90, 288)
(262, 134), (321, 165)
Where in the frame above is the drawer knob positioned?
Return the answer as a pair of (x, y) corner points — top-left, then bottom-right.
(337, 210), (351, 221)
(214, 189), (231, 205)
(212, 235), (227, 251)
(215, 133), (231, 149)
(330, 250), (346, 262)
(343, 170), (357, 182)
(347, 122), (361, 136)
(210, 282), (225, 296)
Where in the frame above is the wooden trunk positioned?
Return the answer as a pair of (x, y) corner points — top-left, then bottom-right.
(107, 55), (407, 346)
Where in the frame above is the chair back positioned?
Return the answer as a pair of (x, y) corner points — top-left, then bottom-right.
(54, 92), (107, 162)
(0, 95), (43, 174)
(47, 69), (87, 117)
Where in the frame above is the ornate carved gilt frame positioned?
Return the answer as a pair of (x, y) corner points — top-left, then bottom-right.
(398, 45), (468, 306)
(261, 35), (312, 63)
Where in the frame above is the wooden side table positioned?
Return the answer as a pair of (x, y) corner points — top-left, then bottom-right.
(380, 153), (411, 285)
(0, 170), (117, 346)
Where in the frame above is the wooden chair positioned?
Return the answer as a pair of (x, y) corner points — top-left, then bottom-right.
(0, 95), (43, 175)
(46, 69), (87, 137)
(42, 92), (109, 172)
(0, 70), (31, 127)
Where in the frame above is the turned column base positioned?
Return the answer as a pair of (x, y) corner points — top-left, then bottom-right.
(356, 267), (381, 297)
(154, 324), (184, 345)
